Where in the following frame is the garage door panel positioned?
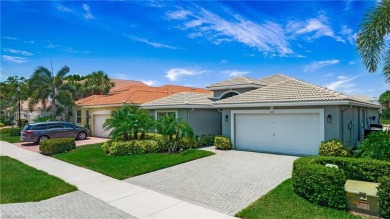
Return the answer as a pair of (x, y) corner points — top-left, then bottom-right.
(235, 113), (321, 155)
(93, 115), (112, 138)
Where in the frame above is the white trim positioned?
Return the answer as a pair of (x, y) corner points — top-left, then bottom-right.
(143, 105), (213, 109)
(215, 90), (240, 100)
(214, 100), (380, 108)
(207, 84), (263, 91)
(230, 108), (325, 149)
(154, 109), (179, 120)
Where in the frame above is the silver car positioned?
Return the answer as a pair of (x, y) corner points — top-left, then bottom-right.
(21, 121), (91, 143)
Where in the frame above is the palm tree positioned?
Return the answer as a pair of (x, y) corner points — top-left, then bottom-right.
(28, 66), (70, 120)
(103, 105), (154, 140)
(84, 71), (115, 95)
(356, 0), (390, 82)
(157, 114), (194, 141)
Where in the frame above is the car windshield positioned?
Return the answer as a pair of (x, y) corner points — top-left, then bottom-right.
(22, 124), (30, 130)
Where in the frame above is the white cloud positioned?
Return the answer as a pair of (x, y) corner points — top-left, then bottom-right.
(244, 53), (255, 57)
(304, 59), (339, 72)
(287, 15), (344, 42)
(325, 75), (359, 94)
(2, 36), (17, 40)
(220, 59), (229, 64)
(339, 25), (356, 44)
(166, 10), (192, 20)
(167, 7), (293, 56)
(82, 4), (94, 20)
(324, 73), (334, 77)
(2, 55), (28, 63)
(47, 44), (60, 48)
(24, 40), (35, 44)
(126, 35), (178, 49)
(62, 47), (91, 54)
(165, 68), (204, 81)
(3, 48), (33, 56)
(142, 80), (157, 86)
(56, 4), (72, 12)
(222, 70), (249, 78)
(348, 60), (357, 65)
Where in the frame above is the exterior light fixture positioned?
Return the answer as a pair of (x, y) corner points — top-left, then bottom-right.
(327, 114), (332, 123)
(225, 115), (229, 122)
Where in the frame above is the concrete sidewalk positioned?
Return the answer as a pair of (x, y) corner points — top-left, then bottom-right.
(0, 141), (234, 219)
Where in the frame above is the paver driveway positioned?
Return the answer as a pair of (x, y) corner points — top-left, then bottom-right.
(125, 147), (297, 215)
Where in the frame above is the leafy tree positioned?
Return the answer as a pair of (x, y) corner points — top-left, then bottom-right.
(0, 76), (28, 125)
(33, 116), (53, 123)
(103, 105), (154, 140)
(379, 90), (390, 108)
(356, 0), (390, 82)
(84, 71), (115, 95)
(28, 65), (70, 120)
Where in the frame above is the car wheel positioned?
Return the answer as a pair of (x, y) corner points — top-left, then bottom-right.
(38, 135), (49, 143)
(77, 131), (87, 140)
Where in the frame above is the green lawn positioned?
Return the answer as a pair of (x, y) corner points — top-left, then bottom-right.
(53, 143), (214, 180)
(0, 156), (77, 204)
(236, 179), (359, 219)
(0, 133), (21, 143)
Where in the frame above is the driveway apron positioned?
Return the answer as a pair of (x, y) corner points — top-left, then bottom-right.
(125, 147), (297, 215)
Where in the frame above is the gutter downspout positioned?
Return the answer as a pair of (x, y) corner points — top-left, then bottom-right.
(340, 106), (350, 145)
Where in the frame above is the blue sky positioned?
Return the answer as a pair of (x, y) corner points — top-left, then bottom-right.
(1, 0), (389, 98)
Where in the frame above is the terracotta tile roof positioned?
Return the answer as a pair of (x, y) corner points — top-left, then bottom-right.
(20, 99), (51, 110)
(142, 92), (215, 107)
(76, 85), (211, 106)
(109, 79), (148, 93)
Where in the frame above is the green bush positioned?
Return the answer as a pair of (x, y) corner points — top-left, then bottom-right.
(0, 127), (13, 134)
(0, 123), (4, 127)
(354, 131), (390, 161)
(292, 156), (390, 210)
(197, 135), (215, 147)
(178, 137), (198, 149)
(102, 139), (165, 156)
(378, 176), (390, 219)
(9, 128), (21, 137)
(214, 136), (232, 150)
(292, 157), (347, 209)
(39, 138), (76, 156)
(319, 139), (350, 157)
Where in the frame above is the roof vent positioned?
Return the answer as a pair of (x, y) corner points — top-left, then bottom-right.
(184, 100), (189, 104)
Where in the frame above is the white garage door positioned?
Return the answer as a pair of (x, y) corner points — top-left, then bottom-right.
(93, 114), (112, 138)
(235, 113), (321, 155)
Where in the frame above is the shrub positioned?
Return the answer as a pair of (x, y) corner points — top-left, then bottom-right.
(0, 127), (13, 134)
(0, 123), (4, 127)
(292, 156), (390, 210)
(378, 176), (390, 219)
(102, 139), (165, 156)
(292, 157), (347, 209)
(197, 135), (215, 147)
(39, 138), (76, 156)
(9, 128), (21, 137)
(354, 131), (390, 161)
(214, 136), (232, 150)
(319, 139), (350, 157)
(178, 137), (198, 149)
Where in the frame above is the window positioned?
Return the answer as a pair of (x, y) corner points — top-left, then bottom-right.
(76, 110), (81, 123)
(31, 124), (48, 130)
(47, 123), (62, 129)
(156, 111), (176, 120)
(63, 123), (74, 129)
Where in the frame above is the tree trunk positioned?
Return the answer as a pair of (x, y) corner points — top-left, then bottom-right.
(140, 132), (145, 140)
(134, 130), (138, 140)
(51, 88), (56, 120)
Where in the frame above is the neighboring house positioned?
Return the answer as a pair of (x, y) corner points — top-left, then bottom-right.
(212, 74), (380, 155)
(74, 84), (211, 137)
(142, 92), (221, 136)
(15, 100), (51, 124)
(109, 79), (148, 94)
(143, 74), (380, 156)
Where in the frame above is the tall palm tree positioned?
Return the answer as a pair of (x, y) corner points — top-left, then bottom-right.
(356, 0), (390, 82)
(84, 71), (115, 95)
(28, 66), (70, 120)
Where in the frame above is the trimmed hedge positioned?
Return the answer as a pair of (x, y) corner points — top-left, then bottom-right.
(102, 140), (165, 155)
(197, 135), (215, 147)
(9, 128), (21, 137)
(378, 176), (390, 219)
(292, 157), (347, 209)
(214, 136), (232, 150)
(319, 139), (350, 157)
(293, 156), (390, 213)
(40, 138), (76, 156)
(0, 127), (13, 134)
(0, 123), (4, 127)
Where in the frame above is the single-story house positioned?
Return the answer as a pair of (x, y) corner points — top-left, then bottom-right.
(15, 100), (52, 124)
(142, 74), (381, 156)
(74, 83), (211, 137)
